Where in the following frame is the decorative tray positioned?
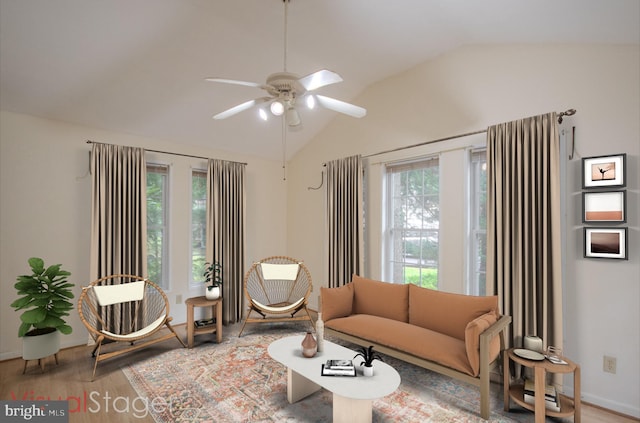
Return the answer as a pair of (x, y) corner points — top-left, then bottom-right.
(513, 348), (545, 361)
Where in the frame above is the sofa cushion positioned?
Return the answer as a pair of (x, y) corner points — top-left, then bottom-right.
(409, 284), (498, 340)
(464, 311), (500, 376)
(326, 314), (473, 376)
(352, 275), (409, 322)
(320, 283), (354, 322)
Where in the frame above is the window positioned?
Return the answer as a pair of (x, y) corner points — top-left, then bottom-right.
(385, 157), (439, 289)
(147, 164), (169, 289)
(468, 149), (487, 295)
(191, 170), (207, 285)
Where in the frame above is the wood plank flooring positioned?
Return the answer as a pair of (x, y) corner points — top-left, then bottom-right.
(0, 323), (637, 423)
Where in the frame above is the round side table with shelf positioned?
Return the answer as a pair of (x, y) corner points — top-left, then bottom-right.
(504, 347), (581, 423)
(185, 296), (223, 348)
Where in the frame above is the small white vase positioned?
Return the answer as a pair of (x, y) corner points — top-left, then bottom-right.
(362, 365), (374, 377)
(205, 286), (221, 300)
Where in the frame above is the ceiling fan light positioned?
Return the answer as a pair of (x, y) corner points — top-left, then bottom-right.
(270, 101), (284, 116)
(258, 108), (268, 121)
(286, 107), (301, 126)
(306, 95), (316, 110)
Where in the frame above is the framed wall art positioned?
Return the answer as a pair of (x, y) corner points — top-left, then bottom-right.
(582, 153), (626, 189)
(584, 227), (628, 260)
(582, 191), (626, 223)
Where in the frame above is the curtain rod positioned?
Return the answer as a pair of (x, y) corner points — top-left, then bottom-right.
(85, 140), (248, 165)
(363, 108), (576, 159)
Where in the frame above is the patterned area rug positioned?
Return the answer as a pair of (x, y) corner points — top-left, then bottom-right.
(122, 324), (535, 422)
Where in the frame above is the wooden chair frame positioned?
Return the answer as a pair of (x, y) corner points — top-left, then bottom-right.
(77, 274), (186, 379)
(239, 256), (314, 336)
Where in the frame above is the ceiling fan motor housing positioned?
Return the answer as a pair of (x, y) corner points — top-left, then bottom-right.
(266, 72), (305, 102)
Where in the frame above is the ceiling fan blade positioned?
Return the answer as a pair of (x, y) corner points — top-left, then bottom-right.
(315, 95), (367, 118)
(298, 70), (343, 91)
(205, 77), (264, 89)
(213, 97), (270, 120)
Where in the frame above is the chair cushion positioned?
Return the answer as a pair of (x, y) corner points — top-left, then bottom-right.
(320, 283), (354, 322)
(352, 275), (409, 322)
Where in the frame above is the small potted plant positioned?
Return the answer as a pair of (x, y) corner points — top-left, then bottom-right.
(354, 345), (383, 377)
(10, 257), (74, 363)
(203, 261), (222, 300)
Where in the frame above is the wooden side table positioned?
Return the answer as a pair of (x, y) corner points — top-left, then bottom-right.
(185, 296), (223, 348)
(504, 347), (580, 423)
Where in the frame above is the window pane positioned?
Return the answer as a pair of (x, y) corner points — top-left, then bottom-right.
(147, 164), (169, 289)
(386, 158), (439, 289)
(191, 170), (207, 284)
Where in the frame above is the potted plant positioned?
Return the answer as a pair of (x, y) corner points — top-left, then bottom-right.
(203, 261), (222, 300)
(10, 257), (74, 362)
(353, 345), (383, 377)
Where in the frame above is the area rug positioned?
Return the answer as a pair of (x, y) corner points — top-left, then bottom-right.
(122, 324), (534, 422)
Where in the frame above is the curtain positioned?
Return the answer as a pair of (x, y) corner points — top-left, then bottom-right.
(206, 159), (246, 324)
(486, 112), (563, 353)
(326, 155), (364, 287)
(89, 143), (147, 334)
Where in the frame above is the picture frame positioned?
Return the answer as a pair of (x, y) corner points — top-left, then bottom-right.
(584, 227), (628, 260)
(582, 191), (626, 223)
(582, 153), (626, 189)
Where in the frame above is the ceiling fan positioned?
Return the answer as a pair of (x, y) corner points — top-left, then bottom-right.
(206, 0), (366, 127)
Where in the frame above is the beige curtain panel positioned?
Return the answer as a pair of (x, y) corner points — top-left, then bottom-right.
(486, 112), (563, 352)
(206, 159), (246, 324)
(89, 143), (148, 333)
(326, 155), (364, 288)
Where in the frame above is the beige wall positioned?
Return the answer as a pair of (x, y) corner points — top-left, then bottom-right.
(0, 111), (288, 359)
(287, 44), (639, 417)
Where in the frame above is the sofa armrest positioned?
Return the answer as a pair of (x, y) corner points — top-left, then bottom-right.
(475, 314), (511, 419)
(480, 314), (511, 344)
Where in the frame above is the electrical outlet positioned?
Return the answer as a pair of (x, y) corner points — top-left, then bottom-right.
(603, 355), (617, 374)
(176, 294), (182, 304)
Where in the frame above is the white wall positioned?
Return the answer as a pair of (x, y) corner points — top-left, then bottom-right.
(0, 111), (288, 360)
(287, 44), (640, 417)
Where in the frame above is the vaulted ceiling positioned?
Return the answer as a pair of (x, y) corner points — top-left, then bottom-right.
(1, 0), (638, 160)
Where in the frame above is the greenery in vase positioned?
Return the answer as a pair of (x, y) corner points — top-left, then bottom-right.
(10, 257), (75, 337)
(353, 345), (383, 367)
(203, 261), (222, 287)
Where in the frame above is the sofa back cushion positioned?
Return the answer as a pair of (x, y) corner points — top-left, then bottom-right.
(409, 284), (498, 340)
(320, 283), (354, 322)
(352, 275), (409, 322)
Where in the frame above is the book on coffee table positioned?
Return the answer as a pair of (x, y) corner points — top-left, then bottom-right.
(321, 359), (356, 377)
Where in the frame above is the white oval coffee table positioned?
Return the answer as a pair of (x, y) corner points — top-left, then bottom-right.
(268, 335), (401, 423)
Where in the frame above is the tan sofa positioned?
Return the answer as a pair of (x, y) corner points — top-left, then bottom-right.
(320, 275), (511, 420)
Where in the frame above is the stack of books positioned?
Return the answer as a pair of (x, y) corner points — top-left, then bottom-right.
(194, 318), (216, 328)
(523, 379), (560, 412)
(321, 359), (356, 377)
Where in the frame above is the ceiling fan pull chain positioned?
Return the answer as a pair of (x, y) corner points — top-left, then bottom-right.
(282, 115), (287, 180)
(283, 0), (289, 72)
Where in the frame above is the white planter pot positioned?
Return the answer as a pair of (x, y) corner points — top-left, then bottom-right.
(22, 329), (60, 360)
(205, 286), (221, 300)
(362, 365), (374, 377)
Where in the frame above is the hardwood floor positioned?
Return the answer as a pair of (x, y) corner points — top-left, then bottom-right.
(0, 323), (637, 423)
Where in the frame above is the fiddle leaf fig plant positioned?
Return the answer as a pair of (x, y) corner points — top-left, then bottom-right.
(10, 257), (75, 337)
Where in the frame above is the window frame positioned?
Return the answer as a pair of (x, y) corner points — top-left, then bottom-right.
(190, 168), (207, 286)
(146, 163), (170, 290)
(383, 156), (440, 289)
(466, 148), (487, 296)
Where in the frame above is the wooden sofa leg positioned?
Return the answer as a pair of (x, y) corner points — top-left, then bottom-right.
(480, 377), (490, 420)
